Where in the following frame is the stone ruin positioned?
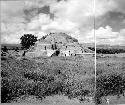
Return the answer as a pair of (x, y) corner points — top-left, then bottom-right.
(25, 32), (94, 58)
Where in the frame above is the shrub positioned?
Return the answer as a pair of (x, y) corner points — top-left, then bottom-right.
(95, 73), (125, 104)
(23, 72), (47, 82)
(1, 56), (95, 103)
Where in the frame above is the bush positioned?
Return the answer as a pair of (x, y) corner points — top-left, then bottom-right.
(1, 78), (30, 103)
(1, 56), (95, 103)
(23, 72), (47, 82)
(95, 73), (125, 104)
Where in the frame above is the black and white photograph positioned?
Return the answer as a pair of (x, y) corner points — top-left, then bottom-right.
(0, 0), (125, 105)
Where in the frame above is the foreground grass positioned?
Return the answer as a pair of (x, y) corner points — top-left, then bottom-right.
(96, 54), (125, 105)
(1, 55), (95, 103)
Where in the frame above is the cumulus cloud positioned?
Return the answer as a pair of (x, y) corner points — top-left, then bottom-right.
(42, 19), (79, 32)
(86, 26), (125, 45)
(95, 26), (119, 39)
(27, 14), (52, 30)
(26, 0), (94, 42)
(1, 0), (125, 45)
(50, 0), (93, 21)
(1, 29), (47, 44)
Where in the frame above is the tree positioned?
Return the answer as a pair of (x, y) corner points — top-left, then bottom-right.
(2, 46), (8, 52)
(1, 46), (8, 56)
(20, 34), (37, 49)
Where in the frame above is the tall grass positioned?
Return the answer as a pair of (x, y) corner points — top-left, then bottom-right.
(96, 56), (125, 104)
(1, 56), (95, 103)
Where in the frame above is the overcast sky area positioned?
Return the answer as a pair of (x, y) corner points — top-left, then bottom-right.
(1, 0), (125, 45)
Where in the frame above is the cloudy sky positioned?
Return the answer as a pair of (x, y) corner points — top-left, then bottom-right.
(1, 0), (125, 45)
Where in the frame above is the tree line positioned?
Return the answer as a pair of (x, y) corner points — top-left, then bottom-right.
(88, 47), (125, 54)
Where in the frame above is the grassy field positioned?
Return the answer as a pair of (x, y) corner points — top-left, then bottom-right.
(96, 53), (125, 105)
(2, 48), (125, 105)
(1, 53), (95, 104)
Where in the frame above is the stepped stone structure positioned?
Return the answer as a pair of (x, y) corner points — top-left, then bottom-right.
(26, 32), (94, 58)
